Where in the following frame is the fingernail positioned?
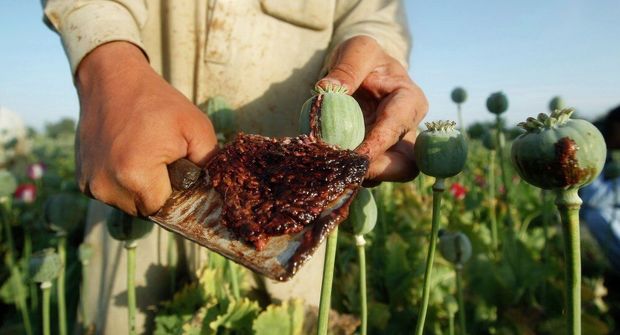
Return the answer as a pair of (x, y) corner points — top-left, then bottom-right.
(355, 143), (371, 158)
(317, 78), (341, 89)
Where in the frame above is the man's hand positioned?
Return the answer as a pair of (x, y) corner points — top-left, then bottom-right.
(75, 42), (218, 216)
(318, 36), (428, 185)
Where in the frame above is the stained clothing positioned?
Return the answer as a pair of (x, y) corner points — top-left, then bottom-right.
(44, 0), (410, 137)
(42, 0), (411, 333)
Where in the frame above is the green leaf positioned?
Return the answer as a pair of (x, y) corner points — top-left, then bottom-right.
(154, 314), (186, 335)
(44, 118), (76, 138)
(384, 233), (413, 304)
(180, 306), (210, 335)
(368, 302), (391, 331)
(44, 192), (88, 233)
(198, 266), (230, 302)
(208, 298), (259, 333)
(0, 275), (17, 304)
(164, 282), (206, 314)
(252, 299), (305, 335)
(0, 170), (17, 197)
(198, 301), (221, 335)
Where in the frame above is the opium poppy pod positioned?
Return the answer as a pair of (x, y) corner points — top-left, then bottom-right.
(451, 87), (467, 104)
(414, 121), (468, 179)
(486, 92), (509, 115)
(302, 84), (366, 335)
(511, 108), (606, 191)
(106, 209), (154, 242)
(439, 231), (472, 267)
(299, 84), (365, 150)
(29, 248), (62, 283)
(344, 188), (377, 236)
(482, 128), (503, 151)
(549, 96), (565, 112)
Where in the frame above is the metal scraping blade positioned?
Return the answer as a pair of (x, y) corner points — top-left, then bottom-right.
(149, 153), (363, 281)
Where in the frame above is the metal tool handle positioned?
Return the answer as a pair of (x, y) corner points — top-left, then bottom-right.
(167, 159), (203, 191)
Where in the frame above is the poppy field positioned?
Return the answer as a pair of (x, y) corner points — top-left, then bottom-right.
(1, 91), (619, 335)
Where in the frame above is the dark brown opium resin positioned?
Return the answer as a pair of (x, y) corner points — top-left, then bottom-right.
(553, 137), (594, 187)
(207, 133), (368, 250)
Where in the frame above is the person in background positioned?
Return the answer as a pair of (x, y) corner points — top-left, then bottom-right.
(581, 105), (620, 271)
(42, 0), (428, 333)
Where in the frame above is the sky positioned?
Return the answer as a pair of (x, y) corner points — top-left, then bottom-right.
(0, 1), (619, 130)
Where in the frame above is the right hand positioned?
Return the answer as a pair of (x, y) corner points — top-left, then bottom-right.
(75, 42), (218, 216)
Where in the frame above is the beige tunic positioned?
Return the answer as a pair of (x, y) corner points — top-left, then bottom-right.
(42, 0), (410, 333)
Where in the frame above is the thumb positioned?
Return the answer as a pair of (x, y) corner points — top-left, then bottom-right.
(182, 109), (220, 167)
(317, 36), (381, 94)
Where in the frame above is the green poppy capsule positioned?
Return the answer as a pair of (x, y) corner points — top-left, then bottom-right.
(549, 96), (565, 112)
(344, 188), (377, 236)
(414, 121), (468, 178)
(299, 84), (365, 150)
(511, 108), (606, 190)
(438, 231), (472, 266)
(451, 87), (467, 104)
(486, 92), (509, 115)
(44, 193), (88, 233)
(29, 248), (63, 283)
(481, 128), (504, 151)
(106, 209), (154, 242)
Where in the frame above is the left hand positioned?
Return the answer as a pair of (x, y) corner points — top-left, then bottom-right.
(318, 35), (428, 186)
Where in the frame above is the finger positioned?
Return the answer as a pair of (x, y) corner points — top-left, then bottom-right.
(362, 72), (428, 129)
(317, 36), (382, 94)
(131, 164), (173, 216)
(108, 138), (175, 216)
(366, 150), (419, 182)
(355, 90), (413, 161)
(84, 171), (140, 215)
(362, 179), (382, 188)
(113, 160), (173, 216)
(182, 110), (219, 167)
(366, 132), (419, 182)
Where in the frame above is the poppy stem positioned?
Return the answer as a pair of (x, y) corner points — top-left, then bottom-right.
(415, 178), (445, 335)
(317, 227), (339, 335)
(356, 234), (368, 335)
(555, 189), (581, 335)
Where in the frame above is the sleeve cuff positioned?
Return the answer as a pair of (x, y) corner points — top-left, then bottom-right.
(56, 2), (147, 74)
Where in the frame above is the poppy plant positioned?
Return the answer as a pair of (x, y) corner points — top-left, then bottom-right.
(14, 184), (36, 203)
(413, 120), (468, 335)
(27, 162), (46, 180)
(450, 182), (468, 200)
